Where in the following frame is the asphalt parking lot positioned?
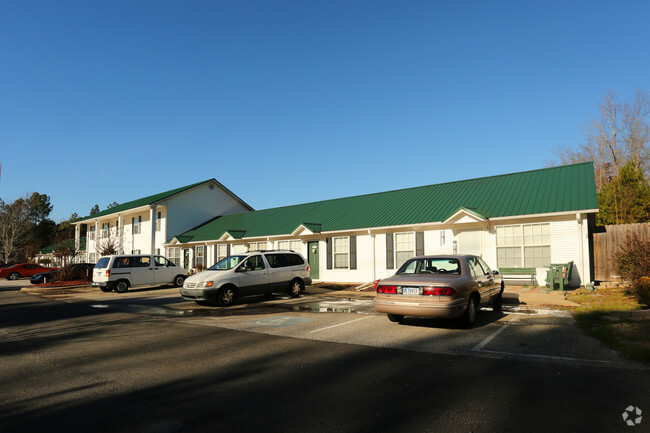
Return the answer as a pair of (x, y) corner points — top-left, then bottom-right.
(11, 280), (636, 369)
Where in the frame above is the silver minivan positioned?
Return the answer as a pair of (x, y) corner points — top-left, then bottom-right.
(93, 254), (187, 293)
(181, 250), (312, 306)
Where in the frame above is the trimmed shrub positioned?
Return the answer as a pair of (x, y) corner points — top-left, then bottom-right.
(633, 277), (650, 307)
(614, 233), (650, 305)
(614, 233), (650, 282)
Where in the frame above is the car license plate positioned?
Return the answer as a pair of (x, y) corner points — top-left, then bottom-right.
(402, 287), (420, 295)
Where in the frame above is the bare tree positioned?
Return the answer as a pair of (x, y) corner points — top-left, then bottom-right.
(553, 89), (650, 190)
(98, 234), (122, 256)
(51, 237), (80, 270)
(0, 198), (31, 263)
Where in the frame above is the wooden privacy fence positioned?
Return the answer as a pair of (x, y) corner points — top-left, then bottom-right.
(593, 223), (650, 282)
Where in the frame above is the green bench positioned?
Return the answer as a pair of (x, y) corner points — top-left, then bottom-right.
(545, 261), (573, 291)
(498, 267), (537, 288)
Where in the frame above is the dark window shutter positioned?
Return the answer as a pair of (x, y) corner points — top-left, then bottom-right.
(326, 237), (332, 270)
(386, 234), (394, 269)
(349, 236), (357, 270)
(227, 244), (231, 257)
(416, 231), (424, 256)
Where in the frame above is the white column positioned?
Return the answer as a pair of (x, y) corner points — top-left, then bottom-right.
(577, 213), (585, 286)
(118, 214), (124, 254)
(369, 230), (376, 282)
(94, 221), (100, 255)
(75, 224), (80, 251)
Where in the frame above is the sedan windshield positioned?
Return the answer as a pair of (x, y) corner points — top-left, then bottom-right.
(397, 258), (461, 275)
(209, 255), (246, 271)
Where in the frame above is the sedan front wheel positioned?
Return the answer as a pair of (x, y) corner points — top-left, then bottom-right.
(8, 273), (20, 280)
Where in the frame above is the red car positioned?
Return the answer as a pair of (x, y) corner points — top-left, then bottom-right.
(0, 264), (57, 280)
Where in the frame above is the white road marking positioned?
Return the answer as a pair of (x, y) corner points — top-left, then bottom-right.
(472, 325), (510, 351)
(310, 316), (374, 333)
(476, 349), (611, 364)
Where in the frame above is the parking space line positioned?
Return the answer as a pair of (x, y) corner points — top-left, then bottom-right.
(476, 349), (611, 364)
(471, 325), (509, 351)
(309, 316), (373, 333)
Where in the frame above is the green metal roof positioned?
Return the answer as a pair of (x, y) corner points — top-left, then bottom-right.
(76, 180), (221, 222)
(39, 237), (87, 254)
(171, 162), (598, 243)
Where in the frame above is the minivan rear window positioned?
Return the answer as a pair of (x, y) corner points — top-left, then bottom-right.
(95, 257), (110, 269)
(114, 257), (133, 268)
(265, 253), (305, 268)
(265, 253), (290, 268)
(286, 254), (304, 266)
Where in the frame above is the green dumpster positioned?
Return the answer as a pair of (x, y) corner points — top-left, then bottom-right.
(545, 261), (573, 291)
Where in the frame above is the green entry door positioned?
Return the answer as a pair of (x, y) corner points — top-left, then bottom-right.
(308, 242), (319, 280)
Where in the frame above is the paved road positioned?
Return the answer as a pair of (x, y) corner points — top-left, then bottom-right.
(2, 280), (649, 432)
(20, 282), (634, 367)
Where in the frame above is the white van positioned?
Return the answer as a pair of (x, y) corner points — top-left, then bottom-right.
(93, 254), (187, 293)
(181, 250), (312, 306)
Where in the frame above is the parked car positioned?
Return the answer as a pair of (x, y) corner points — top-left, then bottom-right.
(373, 255), (504, 327)
(0, 263), (57, 280)
(181, 250), (312, 306)
(92, 254), (187, 293)
(30, 263), (95, 285)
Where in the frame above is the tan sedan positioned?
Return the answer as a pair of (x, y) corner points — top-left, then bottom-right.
(373, 255), (504, 327)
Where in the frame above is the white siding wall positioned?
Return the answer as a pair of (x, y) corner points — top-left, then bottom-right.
(166, 216), (593, 287)
(165, 183), (250, 240)
(549, 218), (588, 287)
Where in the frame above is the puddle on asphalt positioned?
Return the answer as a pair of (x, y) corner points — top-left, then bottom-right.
(87, 298), (570, 319)
(88, 297), (376, 317)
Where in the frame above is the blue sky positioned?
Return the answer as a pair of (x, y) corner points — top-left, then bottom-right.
(1, 1), (649, 222)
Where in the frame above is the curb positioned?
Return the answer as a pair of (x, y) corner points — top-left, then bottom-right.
(20, 285), (92, 293)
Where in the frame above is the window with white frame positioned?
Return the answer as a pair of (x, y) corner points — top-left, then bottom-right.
(496, 223), (551, 268)
(101, 222), (110, 239)
(195, 245), (205, 268)
(333, 237), (349, 269)
(216, 244), (228, 262)
(277, 240), (301, 252)
(248, 241), (267, 251)
(155, 211), (162, 232)
(168, 247), (181, 266)
(395, 232), (415, 267)
(132, 216), (142, 235)
(88, 225), (96, 241)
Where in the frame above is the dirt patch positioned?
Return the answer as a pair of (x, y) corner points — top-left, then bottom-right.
(568, 286), (650, 363)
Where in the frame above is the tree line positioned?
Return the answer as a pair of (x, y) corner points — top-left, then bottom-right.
(0, 198), (115, 265)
